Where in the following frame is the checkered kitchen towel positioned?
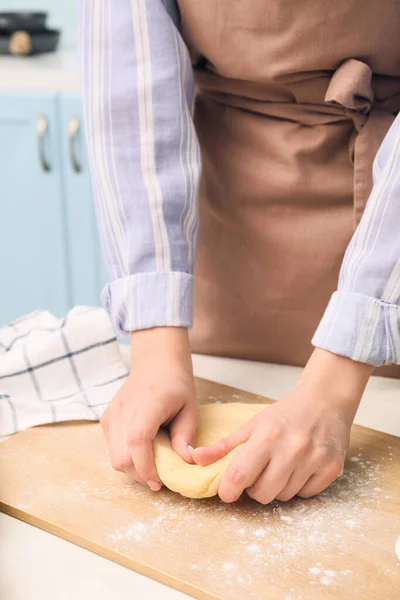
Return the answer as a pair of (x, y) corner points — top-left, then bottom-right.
(0, 306), (129, 436)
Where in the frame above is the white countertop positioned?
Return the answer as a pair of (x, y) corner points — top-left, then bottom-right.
(0, 49), (80, 92)
(1, 354), (399, 600)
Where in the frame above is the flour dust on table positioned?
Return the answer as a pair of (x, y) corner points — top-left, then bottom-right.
(103, 449), (399, 599)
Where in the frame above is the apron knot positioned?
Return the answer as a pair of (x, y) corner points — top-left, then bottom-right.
(325, 58), (374, 115)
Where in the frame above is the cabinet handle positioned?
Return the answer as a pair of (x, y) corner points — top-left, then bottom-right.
(68, 116), (82, 173)
(37, 114), (51, 172)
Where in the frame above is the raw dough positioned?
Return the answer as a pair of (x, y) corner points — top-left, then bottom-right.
(153, 402), (266, 499)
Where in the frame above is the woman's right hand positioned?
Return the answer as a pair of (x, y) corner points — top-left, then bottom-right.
(100, 327), (197, 491)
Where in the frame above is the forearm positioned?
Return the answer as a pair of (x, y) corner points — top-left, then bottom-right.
(78, 0), (201, 334)
(299, 349), (373, 421)
(313, 114), (400, 366)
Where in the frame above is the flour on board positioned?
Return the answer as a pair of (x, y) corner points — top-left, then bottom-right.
(69, 449), (398, 600)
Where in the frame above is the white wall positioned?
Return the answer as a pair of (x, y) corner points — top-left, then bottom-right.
(1, 1), (76, 47)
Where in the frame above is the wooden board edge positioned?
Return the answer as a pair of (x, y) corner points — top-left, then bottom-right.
(0, 501), (221, 600)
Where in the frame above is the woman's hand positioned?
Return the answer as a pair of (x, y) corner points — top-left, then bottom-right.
(100, 327), (197, 492)
(192, 349), (373, 504)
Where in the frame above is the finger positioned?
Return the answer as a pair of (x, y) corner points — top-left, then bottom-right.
(275, 465), (315, 502)
(218, 436), (269, 503)
(107, 423), (147, 484)
(101, 407), (146, 485)
(109, 450), (146, 485)
(246, 458), (294, 505)
(127, 425), (162, 491)
(191, 425), (250, 466)
(99, 409), (110, 436)
(170, 403), (197, 464)
(297, 461), (343, 499)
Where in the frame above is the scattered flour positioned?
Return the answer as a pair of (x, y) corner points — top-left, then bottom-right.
(308, 566), (350, 588)
(324, 569), (336, 577)
(280, 515), (294, 523)
(247, 543), (262, 554)
(254, 528), (267, 538)
(110, 521), (148, 542)
(344, 519), (358, 529)
(67, 448), (398, 600)
(396, 536), (400, 561)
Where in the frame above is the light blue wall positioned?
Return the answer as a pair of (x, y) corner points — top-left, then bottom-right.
(1, 1), (76, 47)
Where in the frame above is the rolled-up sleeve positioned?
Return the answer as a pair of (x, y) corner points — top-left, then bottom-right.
(78, 0), (201, 334)
(313, 114), (400, 366)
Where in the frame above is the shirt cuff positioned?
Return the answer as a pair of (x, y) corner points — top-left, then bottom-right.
(312, 291), (400, 366)
(101, 272), (194, 335)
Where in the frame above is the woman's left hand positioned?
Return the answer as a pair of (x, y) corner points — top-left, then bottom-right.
(191, 349), (373, 504)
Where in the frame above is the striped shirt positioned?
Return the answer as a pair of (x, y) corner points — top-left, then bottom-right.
(78, 0), (400, 367)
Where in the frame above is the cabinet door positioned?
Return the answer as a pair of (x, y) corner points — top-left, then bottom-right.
(58, 93), (108, 307)
(0, 92), (70, 326)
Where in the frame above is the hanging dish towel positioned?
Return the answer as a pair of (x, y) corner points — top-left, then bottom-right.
(0, 306), (128, 436)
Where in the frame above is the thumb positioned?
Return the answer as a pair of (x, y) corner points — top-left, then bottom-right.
(191, 426), (249, 466)
(170, 403), (197, 463)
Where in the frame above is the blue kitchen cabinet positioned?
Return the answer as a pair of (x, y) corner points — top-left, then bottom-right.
(0, 92), (70, 326)
(58, 93), (108, 308)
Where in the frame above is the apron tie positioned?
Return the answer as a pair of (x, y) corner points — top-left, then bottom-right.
(325, 58), (395, 225)
(325, 58), (374, 116)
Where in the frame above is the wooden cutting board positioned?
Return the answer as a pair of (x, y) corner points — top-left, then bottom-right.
(1, 378), (399, 600)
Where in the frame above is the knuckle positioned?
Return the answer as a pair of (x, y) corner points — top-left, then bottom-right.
(260, 496), (275, 505)
(247, 485), (274, 505)
(227, 467), (246, 486)
(110, 455), (130, 472)
(297, 489), (314, 499)
(218, 489), (238, 504)
(276, 490), (294, 502)
(297, 492), (314, 500)
(127, 429), (149, 447)
(289, 433), (309, 455)
(218, 438), (231, 456)
(249, 492), (272, 505)
(313, 445), (331, 464)
(329, 457), (345, 478)
(263, 419), (286, 442)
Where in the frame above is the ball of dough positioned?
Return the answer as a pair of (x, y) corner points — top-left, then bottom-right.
(153, 402), (266, 499)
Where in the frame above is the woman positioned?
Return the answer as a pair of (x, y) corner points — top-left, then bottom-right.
(79, 0), (400, 503)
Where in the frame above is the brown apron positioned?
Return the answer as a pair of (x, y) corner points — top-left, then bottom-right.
(178, 0), (400, 377)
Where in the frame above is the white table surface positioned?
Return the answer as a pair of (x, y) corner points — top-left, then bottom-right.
(1, 353), (399, 600)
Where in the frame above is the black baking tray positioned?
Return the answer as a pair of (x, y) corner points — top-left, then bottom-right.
(0, 29), (60, 56)
(0, 11), (47, 33)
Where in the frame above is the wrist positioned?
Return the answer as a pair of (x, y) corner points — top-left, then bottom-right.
(299, 348), (373, 418)
(130, 326), (192, 368)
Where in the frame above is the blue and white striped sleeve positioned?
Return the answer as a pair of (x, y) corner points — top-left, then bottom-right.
(78, 0), (201, 335)
(313, 114), (400, 366)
